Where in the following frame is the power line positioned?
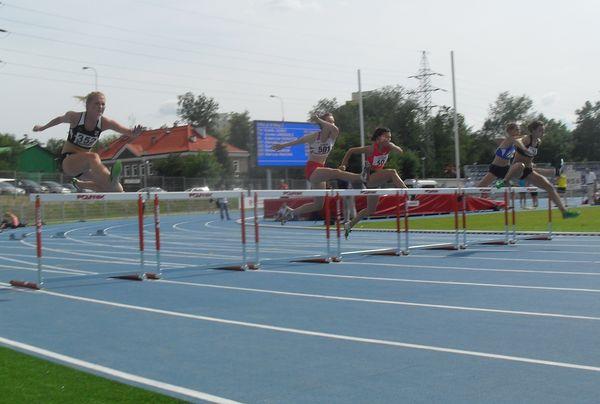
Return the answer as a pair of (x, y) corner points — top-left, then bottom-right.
(0, 71), (312, 106)
(0, 1), (408, 75)
(5, 29), (355, 85)
(0, 61), (322, 103)
(0, 47), (349, 94)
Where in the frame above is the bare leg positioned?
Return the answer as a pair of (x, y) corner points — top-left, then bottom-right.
(526, 172), (567, 213)
(310, 167), (363, 183)
(63, 153), (122, 192)
(288, 180), (326, 217)
(288, 167), (364, 218)
(347, 195), (379, 232)
(478, 172), (498, 187)
(367, 169), (407, 188)
(503, 162), (525, 184)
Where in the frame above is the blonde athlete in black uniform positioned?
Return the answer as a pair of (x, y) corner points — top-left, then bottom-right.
(33, 92), (141, 192)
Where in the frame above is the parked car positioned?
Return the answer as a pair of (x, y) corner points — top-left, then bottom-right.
(13, 179), (48, 194)
(41, 181), (71, 194)
(62, 183), (94, 193)
(185, 186), (210, 192)
(137, 187), (166, 193)
(0, 182), (26, 195)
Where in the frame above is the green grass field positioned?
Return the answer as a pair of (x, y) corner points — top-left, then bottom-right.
(0, 346), (182, 403)
(356, 205), (600, 233)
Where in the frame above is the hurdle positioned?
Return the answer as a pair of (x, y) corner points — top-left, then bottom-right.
(9, 190), (252, 289)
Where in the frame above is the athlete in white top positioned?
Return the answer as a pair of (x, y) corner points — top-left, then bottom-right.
(33, 92), (142, 192)
(270, 113), (362, 222)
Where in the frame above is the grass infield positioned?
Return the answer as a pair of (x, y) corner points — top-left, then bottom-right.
(356, 205), (600, 233)
(0, 346), (182, 403)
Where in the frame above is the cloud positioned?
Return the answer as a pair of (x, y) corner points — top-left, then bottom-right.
(158, 100), (178, 116)
(265, 0), (322, 12)
(539, 92), (560, 107)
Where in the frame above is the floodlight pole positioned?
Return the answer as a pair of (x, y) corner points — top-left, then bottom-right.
(451, 51), (460, 181)
(357, 69), (366, 167)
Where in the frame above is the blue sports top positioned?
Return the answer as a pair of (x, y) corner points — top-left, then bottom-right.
(495, 145), (516, 160)
(67, 112), (103, 149)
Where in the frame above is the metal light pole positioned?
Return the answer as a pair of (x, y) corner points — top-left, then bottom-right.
(82, 66), (98, 90)
(269, 94), (285, 122)
(421, 157), (426, 179)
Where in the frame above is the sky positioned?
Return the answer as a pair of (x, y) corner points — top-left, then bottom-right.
(1, 0), (599, 145)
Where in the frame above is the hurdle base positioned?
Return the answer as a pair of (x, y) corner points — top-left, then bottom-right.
(522, 235), (552, 241)
(478, 239), (510, 246)
(363, 248), (402, 256)
(10, 280), (40, 290)
(216, 265), (246, 271)
(109, 274), (144, 281)
(410, 243), (460, 251)
(291, 257), (331, 264)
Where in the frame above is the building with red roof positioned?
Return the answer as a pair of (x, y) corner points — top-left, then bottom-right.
(98, 125), (249, 185)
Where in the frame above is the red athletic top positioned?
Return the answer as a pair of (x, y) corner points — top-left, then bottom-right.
(367, 143), (390, 170)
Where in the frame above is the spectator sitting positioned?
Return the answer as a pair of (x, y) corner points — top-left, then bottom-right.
(278, 179), (289, 190)
(0, 211), (21, 231)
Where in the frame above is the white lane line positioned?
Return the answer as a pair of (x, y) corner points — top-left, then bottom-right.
(404, 254), (594, 264)
(0, 336), (241, 404)
(339, 261), (600, 276)
(3, 283), (600, 373)
(157, 279), (600, 321)
(258, 270), (600, 293)
(0, 256), (92, 274)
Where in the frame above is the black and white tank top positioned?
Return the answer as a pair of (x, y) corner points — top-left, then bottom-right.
(67, 112), (102, 149)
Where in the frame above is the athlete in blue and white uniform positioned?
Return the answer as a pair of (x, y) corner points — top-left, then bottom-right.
(477, 123), (523, 187)
(33, 92), (142, 192)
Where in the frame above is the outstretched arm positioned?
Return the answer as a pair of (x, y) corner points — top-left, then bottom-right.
(339, 145), (371, 169)
(102, 117), (143, 139)
(32, 111), (78, 132)
(388, 142), (404, 154)
(313, 115), (339, 136)
(271, 132), (317, 151)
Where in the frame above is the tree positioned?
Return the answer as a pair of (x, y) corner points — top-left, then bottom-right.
(470, 92), (536, 165)
(153, 154), (185, 177)
(572, 101), (600, 162)
(214, 138), (233, 181)
(227, 111), (253, 152)
(45, 138), (66, 157)
(308, 98), (340, 119)
(0, 133), (24, 171)
(177, 92), (220, 131)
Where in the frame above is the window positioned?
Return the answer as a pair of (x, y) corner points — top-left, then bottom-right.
(124, 165), (131, 177)
(146, 162), (153, 176)
(132, 164), (139, 177)
(140, 164), (145, 177)
(232, 160), (240, 173)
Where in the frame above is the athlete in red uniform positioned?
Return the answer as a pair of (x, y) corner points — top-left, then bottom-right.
(339, 127), (406, 237)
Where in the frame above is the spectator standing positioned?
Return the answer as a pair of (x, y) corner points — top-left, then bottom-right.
(584, 168), (597, 205)
(217, 197), (231, 220)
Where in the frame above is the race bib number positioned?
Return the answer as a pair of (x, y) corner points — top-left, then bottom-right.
(373, 155), (388, 167)
(73, 133), (98, 148)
